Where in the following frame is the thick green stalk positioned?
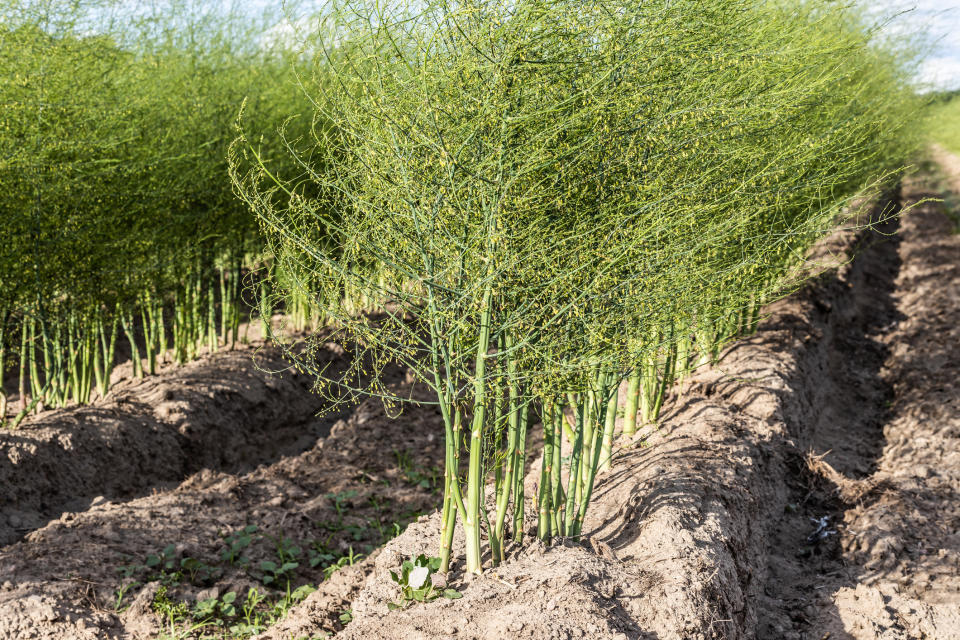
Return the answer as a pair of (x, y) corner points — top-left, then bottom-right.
(564, 394), (584, 537)
(750, 294), (762, 334)
(492, 334), (521, 564)
(93, 320), (104, 400)
(439, 492), (457, 574)
(155, 297), (167, 365)
(52, 326), (65, 408)
(572, 390), (608, 539)
(695, 321), (714, 367)
(512, 397), (528, 543)
(79, 324), (93, 404)
(465, 279), (494, 574)
(219, 265), (229, 343)
(30, 318), (43, 410)
(622, 366), (641, 436)
(231, 257), (242, 348)
(537, 398), (555, 542)
(438, 404), (468, 573)
(577, 372), (601, 511)
(66, 314), (79, 403)
(96, 313), (118, 399)
(561, 392), (578, 443)
(141, 298), (156, 375)
(120, 311), (143, 379)
(675, 331), (691, 389)
(192, 270), (203, 358)
(599, 376), (618, 472)
(258, 280), (271, 342)
(0, 309), (8, 422)
(550, 403), (563, 538)
(439, 444), (454, 569)
(640, 355), (655, 424)
(207, 279), (218, 353)
(18, 319), (28, 413)
(491, 380), (505, 500)
(651, 342), (676, 422)
(172, 292), (182, 364)
(424, 289), (467, 573)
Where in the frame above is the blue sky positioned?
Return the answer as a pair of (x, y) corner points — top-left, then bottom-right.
(90, 1), (960, 92)
(873, 0), (960, 90)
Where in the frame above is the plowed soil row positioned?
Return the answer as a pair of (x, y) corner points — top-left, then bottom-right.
(0, 340), (445, 639)
(1, 343), (325, 546)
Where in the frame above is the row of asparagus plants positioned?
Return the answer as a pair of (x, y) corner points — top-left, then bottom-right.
(0, 1), (316, 426)
(233, 0), (923, 576)
(0, 260), (248, 425)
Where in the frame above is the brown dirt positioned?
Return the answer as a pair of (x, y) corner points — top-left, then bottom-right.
(755, 157), (960, 640)
(3, 154), (959, 640)
(0, 339), (341, 546)
(0, 338), (445, 639)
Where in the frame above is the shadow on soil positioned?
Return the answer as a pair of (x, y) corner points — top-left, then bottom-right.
(0, 344), (392, 544)
(757, 197), (912, 639)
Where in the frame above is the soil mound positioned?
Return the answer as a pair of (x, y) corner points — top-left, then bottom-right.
(0, 344), (444, 639)
(0, 342), (335, 545)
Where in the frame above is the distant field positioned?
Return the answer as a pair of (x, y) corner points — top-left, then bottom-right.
(928, 97), (960, 155)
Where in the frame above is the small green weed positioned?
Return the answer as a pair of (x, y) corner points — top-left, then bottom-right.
(113, 581), (139, 613)
(387, 554), (461, 610)
(180, 557), (220, 585)
(193, 590), (237, 619)
(322, 546), (364, 581)
(147, 544), (179, 572)
(393, 449), (440, 492)
(259, 558), (299, 587)
(326, 490), (357, 526)
(152, 585), (190, 624)
(221, 525), (259, 566)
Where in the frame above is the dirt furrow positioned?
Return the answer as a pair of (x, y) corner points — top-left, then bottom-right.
(759, 163), (960, 639)
(0, 341), (355, 546)
(0, 375), (445, 639)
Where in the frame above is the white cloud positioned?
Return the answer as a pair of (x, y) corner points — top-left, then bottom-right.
(870, 1), (960, 90)
(918, 56), (960, 90)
